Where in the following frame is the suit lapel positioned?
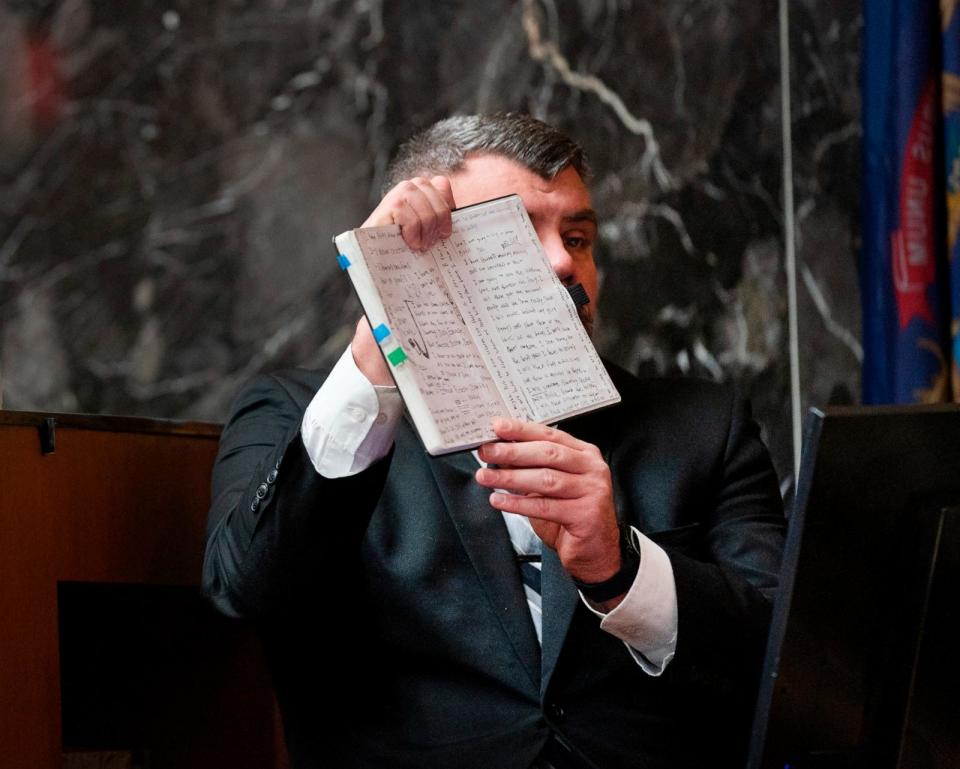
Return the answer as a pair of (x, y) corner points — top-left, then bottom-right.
(537, 409), (619, 698)
(421, 408), (621, 700)
(540, 545), (579, 698)
(427, 450), (542, 690)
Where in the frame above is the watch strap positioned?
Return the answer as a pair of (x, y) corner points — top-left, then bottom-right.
(571, 526), (641, 603)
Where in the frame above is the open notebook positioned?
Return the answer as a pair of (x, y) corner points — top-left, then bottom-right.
(333, 194), (620, 455)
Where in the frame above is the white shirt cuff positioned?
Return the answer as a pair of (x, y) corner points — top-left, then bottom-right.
(300, 346), (404, 478)
(580, 526), (678, 676)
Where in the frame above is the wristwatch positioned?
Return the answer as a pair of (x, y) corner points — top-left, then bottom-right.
(571, 525), (642, 603)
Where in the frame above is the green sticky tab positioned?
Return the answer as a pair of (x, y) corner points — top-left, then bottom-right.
(387, 347), (408, 366)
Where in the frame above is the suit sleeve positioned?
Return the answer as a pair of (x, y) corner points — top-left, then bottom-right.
(202, 371), (392, 619)
(666, 392), (785, 673)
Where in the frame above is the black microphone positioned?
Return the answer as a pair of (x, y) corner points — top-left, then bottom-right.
(566, 283), (590, 307)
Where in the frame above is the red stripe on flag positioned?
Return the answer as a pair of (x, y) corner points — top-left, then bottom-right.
(891, 78), (937, 329)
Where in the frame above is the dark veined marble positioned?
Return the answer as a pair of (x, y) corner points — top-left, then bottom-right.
(0, 0), (863, 483)
(789, 0), (863, 415)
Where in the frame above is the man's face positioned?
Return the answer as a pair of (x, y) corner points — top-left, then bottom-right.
(448, 154), (599, 334)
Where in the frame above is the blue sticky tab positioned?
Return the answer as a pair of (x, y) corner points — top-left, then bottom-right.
(372, 323), (391, 343)
(336, 254), (351, 270)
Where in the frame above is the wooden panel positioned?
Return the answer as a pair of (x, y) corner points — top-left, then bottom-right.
(0, 412), (283, 769)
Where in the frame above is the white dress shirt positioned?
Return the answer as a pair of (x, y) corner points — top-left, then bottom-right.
(300, 347), (678, 675)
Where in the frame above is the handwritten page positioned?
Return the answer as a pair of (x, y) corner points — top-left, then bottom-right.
(434, 197), (618, 423)
(355, 227), (505, 447)
(336, 194), (619, 453)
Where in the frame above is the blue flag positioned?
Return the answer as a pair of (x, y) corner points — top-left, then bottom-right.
(862, 0), (953, 403)
(944, 5), (960, 399)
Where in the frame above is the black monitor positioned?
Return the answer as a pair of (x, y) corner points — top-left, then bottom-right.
(748, 404), (960, 769)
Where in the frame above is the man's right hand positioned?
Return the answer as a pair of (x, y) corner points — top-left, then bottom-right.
(351, 175), (456, 386)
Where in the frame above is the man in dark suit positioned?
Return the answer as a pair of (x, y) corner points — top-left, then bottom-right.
(203, 113), (785, 769)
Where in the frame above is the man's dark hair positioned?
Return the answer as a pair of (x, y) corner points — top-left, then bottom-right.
(383, 113), (590, 193)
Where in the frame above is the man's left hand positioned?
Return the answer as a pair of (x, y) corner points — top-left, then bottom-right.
(475, 419), (622, 586)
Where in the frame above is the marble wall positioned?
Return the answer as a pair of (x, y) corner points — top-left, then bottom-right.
(0, 0), (863, 486)
(790, 0), (862, 419)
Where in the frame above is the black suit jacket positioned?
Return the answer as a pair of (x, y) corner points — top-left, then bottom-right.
(203, 361), (785, 769)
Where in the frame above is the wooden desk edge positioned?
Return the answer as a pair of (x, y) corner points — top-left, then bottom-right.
(0, 409), (222, 438)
